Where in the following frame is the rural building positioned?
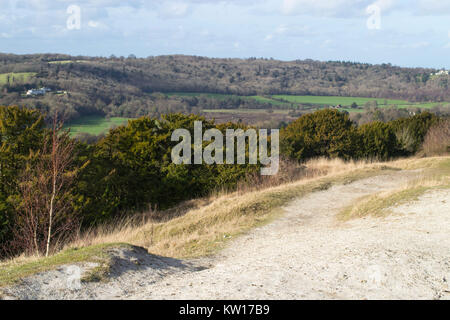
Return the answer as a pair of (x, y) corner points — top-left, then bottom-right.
(26, 87), (52, 96)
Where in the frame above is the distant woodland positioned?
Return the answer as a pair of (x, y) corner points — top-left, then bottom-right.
(0, 53), (449, 123)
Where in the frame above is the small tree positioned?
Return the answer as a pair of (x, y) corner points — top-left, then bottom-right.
(13, 116), (85, 256)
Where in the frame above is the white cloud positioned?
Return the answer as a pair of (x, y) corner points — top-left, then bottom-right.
(265, 24), (288, 41)
(281, 0), (359, 16)
(380, 40), (431, 49)
(417, 0), (450, 15)
(265, 24), (310, 41)
(409, 41), (430, 48)
(88, 21), (100, 28)
(280, 0), (398, 17)
(370, 0), (394, 11)
(87, 20), (108, 29)
(159, 1), (190, 18)
(321, 39), (333, 47)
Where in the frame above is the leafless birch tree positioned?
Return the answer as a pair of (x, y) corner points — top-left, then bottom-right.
(13, 116), (86, 256)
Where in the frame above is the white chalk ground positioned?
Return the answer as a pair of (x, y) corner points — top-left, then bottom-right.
(2, 170), (450, 300)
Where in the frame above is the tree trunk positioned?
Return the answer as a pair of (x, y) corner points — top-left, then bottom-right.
(46, 178), (56, 257)
(46, 125), (58, 258)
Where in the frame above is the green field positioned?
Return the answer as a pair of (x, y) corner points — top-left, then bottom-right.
(272, 95), (446, 109)
(65, 116), (130, 136)
(272, 95), (408, 106)
(203, 109), (290, 114)
(0, 72), (36, 85)
(168, 92), (293, 107)
(248, 95), (293, 107)
(169, 92), (446, 110)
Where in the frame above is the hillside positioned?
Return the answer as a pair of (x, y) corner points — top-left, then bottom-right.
(1, 53), (449, 122)
(1, 156), (449, 299)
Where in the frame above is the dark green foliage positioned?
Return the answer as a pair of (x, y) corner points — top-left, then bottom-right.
(0, 106), (45, 252)
(73, 114), (259, 225)
(280, 110), (438, 162)
(281, 109), (358, 161)
(357, 121), (399, 160)
(389, 112), (438, 155)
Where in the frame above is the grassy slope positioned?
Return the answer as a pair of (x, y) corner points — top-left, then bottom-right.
(1, 157), (448, 287)
(64, 116), (131, 136)
(0, 72), (37, 85)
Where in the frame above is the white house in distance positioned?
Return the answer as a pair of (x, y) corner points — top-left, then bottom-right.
(431, 69), (449, 76)
(26, 87), (52, 96)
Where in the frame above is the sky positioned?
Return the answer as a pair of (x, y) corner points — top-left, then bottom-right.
(0, 0), (449, 69)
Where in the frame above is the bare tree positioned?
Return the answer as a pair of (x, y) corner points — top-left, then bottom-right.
(13, 115), (86, 256)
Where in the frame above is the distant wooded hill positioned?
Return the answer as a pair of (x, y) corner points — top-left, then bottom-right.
(0, 53), (448, 121)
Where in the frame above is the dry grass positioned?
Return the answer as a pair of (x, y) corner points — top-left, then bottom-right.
(339, 157), (450, 220)
(232, 157), (376, 196)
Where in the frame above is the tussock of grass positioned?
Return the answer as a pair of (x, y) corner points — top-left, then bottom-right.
(81, 264), (112, 283)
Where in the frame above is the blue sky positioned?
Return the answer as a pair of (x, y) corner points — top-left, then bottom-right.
(0, 0), (449, 68)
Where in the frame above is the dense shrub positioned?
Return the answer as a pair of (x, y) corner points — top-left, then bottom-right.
(356, 121), (399, 160)
(72, 114), (259, 225)
(281, 110), (440, 162)
(0, 106), (46, 255)
(281, 109), (358, 161)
